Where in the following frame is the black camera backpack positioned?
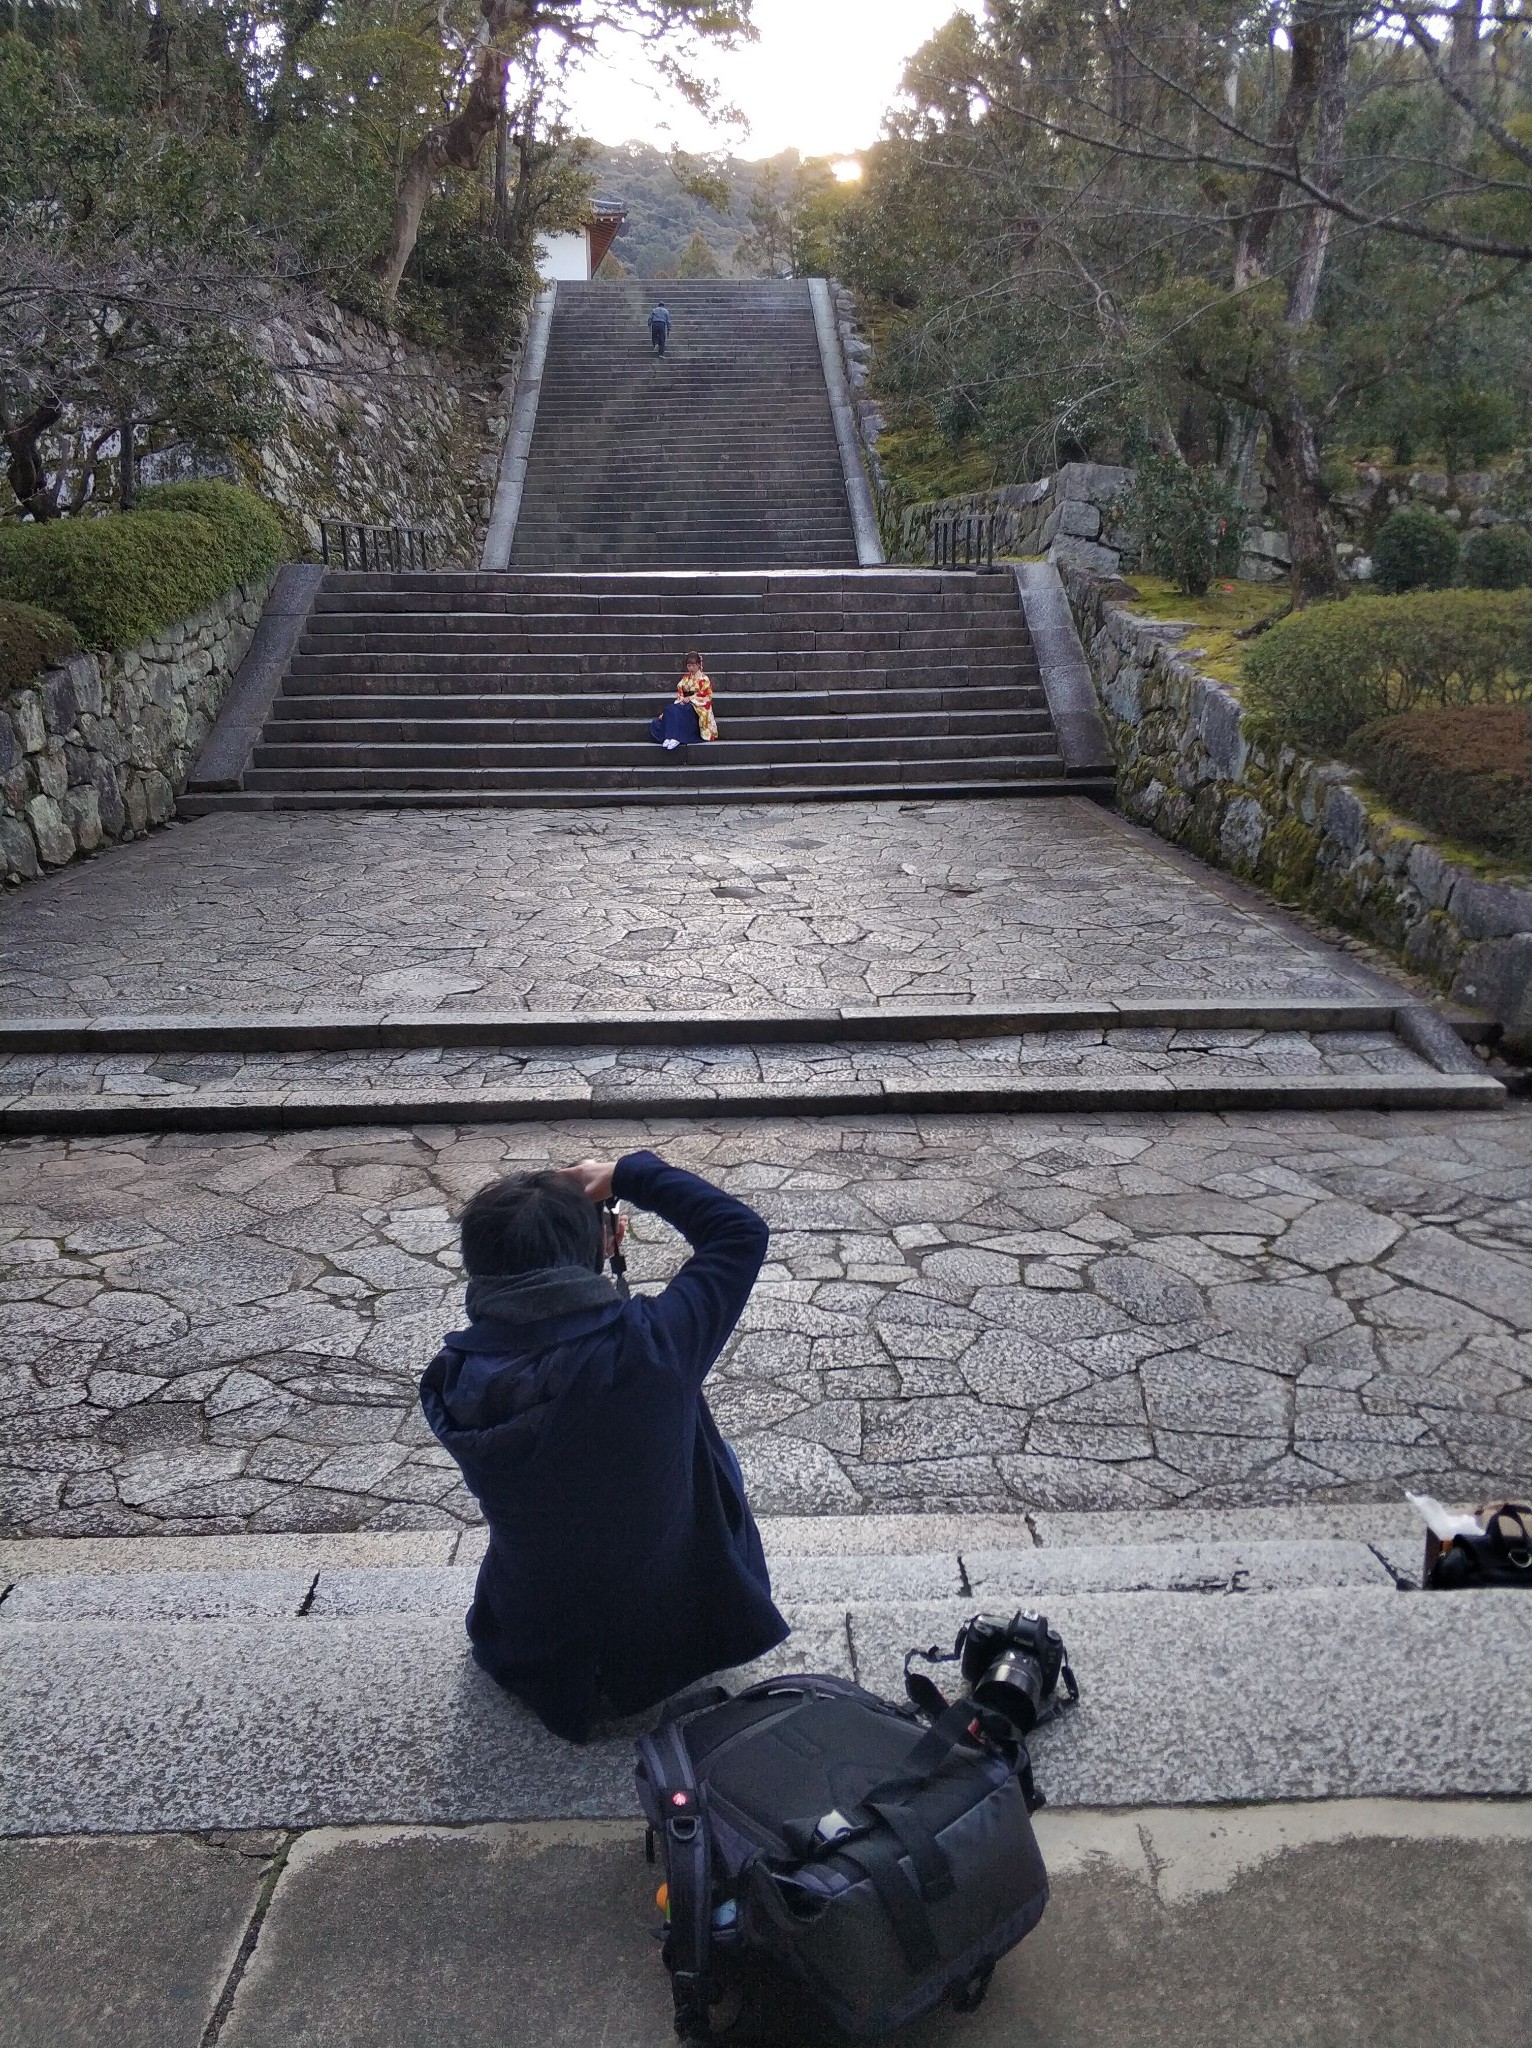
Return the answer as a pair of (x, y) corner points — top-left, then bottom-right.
(635, 1673), (1050, 2040)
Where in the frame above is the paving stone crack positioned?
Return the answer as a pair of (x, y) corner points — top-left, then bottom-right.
(197, 1828), (298, 2048)
(1368, 1542), (1418, 1591)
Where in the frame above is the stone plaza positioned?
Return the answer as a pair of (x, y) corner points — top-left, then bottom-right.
(4, 744), (1530, 2048)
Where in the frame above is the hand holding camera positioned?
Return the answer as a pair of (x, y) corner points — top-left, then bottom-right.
(563, 1159), (617, 1202)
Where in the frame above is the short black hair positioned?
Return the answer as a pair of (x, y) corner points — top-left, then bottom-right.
(459, 1171), (604, 1278)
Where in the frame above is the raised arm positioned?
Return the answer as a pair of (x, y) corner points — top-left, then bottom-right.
(610, 1150), (769, 1382)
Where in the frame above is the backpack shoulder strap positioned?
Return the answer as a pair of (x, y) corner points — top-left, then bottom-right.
(646, 1718), (714, 2039)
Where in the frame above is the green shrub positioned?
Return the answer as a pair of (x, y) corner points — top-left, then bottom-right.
(1372, 506), (1460, 593)
(134, 483), (287, 588)
(1117, 453), (1244, 597)
(1350, 704), (1531, 868)
(1243, 589), (1532, 753)
(1461, 524), (1532, 591)
(0, 601), (82, 693)
(0, 485), (284, 649)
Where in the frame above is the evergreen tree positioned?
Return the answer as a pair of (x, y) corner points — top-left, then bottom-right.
(678, 230), (723, 278)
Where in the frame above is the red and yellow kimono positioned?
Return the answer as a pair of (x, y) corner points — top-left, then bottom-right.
(681, 671), (718, 741)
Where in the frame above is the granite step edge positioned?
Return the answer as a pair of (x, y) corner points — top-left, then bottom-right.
(0, 997), (1425, 1055)
(0, 1067), (1505, 1135)
(0, 1504), (1435, 1581)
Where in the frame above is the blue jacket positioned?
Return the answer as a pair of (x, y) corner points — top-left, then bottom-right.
(419, 1151), (787, 1742)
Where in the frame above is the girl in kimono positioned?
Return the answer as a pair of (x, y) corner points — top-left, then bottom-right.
(649, 650), (718, 749)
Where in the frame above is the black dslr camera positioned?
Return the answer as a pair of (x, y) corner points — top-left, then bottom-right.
(954, 1609), (1073, 1735)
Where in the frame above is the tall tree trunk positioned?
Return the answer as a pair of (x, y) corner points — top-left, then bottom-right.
(2, 398), (63, 519)
(372, 0), (536, 300)
(1447, 0), (1483, 154)
(1268, 3), (1350, 603)
(118, 417), (137, 510)
(1266, 396), (1344, 602)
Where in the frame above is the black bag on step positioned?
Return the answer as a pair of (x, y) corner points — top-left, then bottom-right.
(635, 1674), (1049, 2040)
(1425, 1502), (1532, 1588)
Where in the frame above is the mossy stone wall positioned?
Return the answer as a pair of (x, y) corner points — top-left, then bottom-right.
(1, 578), (271, 884)
(1064, 568), (1532, 1054)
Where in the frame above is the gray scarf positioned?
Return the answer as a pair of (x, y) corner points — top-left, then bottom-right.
(464, 1265), (618, 1329)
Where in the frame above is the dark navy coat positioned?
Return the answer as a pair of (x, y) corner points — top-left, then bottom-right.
(420, 1151), (788, 1742)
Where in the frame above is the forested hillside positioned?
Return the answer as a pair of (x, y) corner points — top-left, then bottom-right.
(0, 0), (748, 522)
(589, 143), (850, 279)
(815, 1), (1532, 600)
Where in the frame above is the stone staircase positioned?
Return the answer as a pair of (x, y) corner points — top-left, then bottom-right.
(4, 1510), (1528, 1834)
(508, 280), (857, 571)
(188, 568), (1100, 808)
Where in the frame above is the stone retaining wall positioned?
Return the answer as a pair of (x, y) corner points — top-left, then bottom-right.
(1, 578), (271, 884)
(25, 298), (511, 570)
(898, 464), (1130, 574)
(1063, 569), (1532, 1053)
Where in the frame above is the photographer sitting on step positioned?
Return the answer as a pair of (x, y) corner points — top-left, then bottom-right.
(420, 1153), (787, 1743)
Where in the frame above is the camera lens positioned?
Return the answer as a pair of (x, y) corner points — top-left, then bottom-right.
(972, 1647), (1046, 1734)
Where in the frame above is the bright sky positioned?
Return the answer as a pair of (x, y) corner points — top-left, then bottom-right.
(562, 0), (976, 160)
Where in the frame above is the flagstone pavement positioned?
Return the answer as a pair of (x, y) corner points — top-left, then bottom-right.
(4, 1107), (1528, 1538)
(0, 798), (1376, 1017)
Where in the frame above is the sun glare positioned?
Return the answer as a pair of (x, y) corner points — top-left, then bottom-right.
(831, 159), (864, 183)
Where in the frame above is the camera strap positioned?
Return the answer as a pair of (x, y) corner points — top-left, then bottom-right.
(902, 1644), (960, 1721)
(603, 1197), (631, 1302)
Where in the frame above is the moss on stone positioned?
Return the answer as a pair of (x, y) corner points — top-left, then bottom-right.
(1259, 814), (1321, 900)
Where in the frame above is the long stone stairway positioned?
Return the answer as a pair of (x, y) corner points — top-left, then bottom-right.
(508, 280), (857, 571)
(189, 568), (1101, 807)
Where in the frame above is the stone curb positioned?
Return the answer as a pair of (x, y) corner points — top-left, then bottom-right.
(0, 1066), (1505, 1137)
(807, 278), (884, 567)
(182, 565), (326, 793)
(0, 1503), (1435, 1581)
(6, 1588), (1528, 1828)
(0, 997), (1427, 1054)
(1013, 562), (1115, 778)
(480, 284), (556, 572)
(175, 775), (1117, 815)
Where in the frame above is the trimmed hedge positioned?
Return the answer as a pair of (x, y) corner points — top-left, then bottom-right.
(0, 600), (83, 694)
(1350, 704), (1531, 868)
(1243, 588), (1532, 752)
(1461, 523), (1532, 590)
(1372, 506), (1460, 593)
(0, 484), (284, 650)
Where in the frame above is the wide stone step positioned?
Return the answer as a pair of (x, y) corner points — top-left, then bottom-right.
(309, 593), (1024, 619)
(325, 572), (994, 595)
(275, 679), (1041, 708)
(284, 654), (1038, 683)
(238, 756), (1069, 795)
(296, 630), (1032, 659)
(270, 688), (1044, 720)
(0, 1017), (1501, 1133)
(2, 1512), (1526, 1831)
(250, 733), (1062, 770)
(183, 776), (1110, 813)
(258, 712), (1058, 747)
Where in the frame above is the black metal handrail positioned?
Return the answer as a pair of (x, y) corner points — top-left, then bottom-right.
(319, 520), (431, 572)
(931, 511), (1000, 571)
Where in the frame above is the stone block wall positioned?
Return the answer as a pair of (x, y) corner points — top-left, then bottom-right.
(899, 464), (1131, 574)
(24, 297), (512, 571)
(238, 303), (510, 568)
(1064, 569), (1532, 1053)
(1, 578), (271, 884)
